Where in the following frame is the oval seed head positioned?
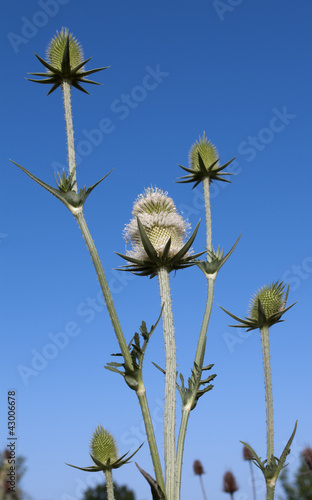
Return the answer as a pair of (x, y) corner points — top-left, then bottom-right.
(193, 460), (204, 475)
(189, 132), (218, 171)
(223, 471), (239, 494)
(243, 445), (254, 460)
(47, 27), (83, 71)
(124, 187), (190, 262)
(302, 447), (312, 471)
(90, 425), (118, 465)
(249, 282), (285, 321)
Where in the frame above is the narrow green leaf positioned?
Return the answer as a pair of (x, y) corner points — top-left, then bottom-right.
(275, 421), (298, 478)
(169, 220), (200, 265)
(137, 217), (159, 262)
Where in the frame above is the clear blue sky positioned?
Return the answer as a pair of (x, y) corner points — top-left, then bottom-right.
(1, 1), (312, 499)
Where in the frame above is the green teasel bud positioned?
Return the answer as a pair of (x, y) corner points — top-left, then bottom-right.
(28, 27), (108, 95)
(189, 132), (219, 172)
(90, 425), (118, 465)
(249, 282), (285, 321)
(221, 281), (296, 331)
(66, 423), (143, 473)
(177, 132), (235, 188)
(47, 28), (83, 71)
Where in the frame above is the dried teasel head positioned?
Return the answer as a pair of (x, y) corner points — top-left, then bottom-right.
(302, 447), (312, 472)
(223, 471), (239, 494)
(193, 459), (204, 475)
(243, 445), (254, 460)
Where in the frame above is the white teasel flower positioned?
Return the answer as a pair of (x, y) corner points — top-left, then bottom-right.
(124, 187), (191, 262)
(117, 187), (202, 278)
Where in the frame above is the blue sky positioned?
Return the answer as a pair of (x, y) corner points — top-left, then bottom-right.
(1, 1), (312, 499)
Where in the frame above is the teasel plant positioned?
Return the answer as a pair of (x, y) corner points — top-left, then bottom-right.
(10, 27), (246, 500)
(117, 186), (205, 500)
(10, 28), (166, 497)
(221, 282), (297, 500)
(173, 134), (240, 498)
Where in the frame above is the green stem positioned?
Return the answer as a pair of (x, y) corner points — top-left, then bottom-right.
(62, 80), (77, 191)
(194, 277), (215, 368)
(136, 383), (166, 494)
(260, 325), (274, 462)
(203, 178), (212, 252)
(75, 210), (133, 371)
(175, 408), (190, 499)
(157, 266), (176, 500)
(62, 80), (164, 492)
(175, 277), (215, 499)
(249, 460), (257, 500)
(104, 469), (115, 500)
(176, 178), (214, 499)
(266, 484), (275, 500)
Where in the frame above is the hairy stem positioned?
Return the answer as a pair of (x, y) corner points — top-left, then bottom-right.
(60, 73), (162, 496)
(157, 266), (176, 500)
(203, 178), (212, 252)
(75, 210), (133, 370)
(136, 383), (166, 494)
(104, 469), (115, 500)
(176, 178), (214, 499)
(175, 408), (190, 499)
(249, 460), (257, 500)
(62, 80), (77, 191)
(62, 80), (164, 491)
(260, 325), (274, 462)
(175, 277), (214, 499)
(266, 484), (275, 500)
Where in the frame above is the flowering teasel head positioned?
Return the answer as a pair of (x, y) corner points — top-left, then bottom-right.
(28, 27), (108, 95)
(66, 424), (142, 473)
(223, 471), (239, 495)
(177, 132), (235, 188)
(117, 187), (203, 278)
(220, 281), (296, 331)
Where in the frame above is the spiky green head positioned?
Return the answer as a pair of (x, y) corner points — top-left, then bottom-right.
(189, 132), (218, 171)
(90, 425), (118, 465)
(249, 282), (285, 321)
(47, 27), (83, 71)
